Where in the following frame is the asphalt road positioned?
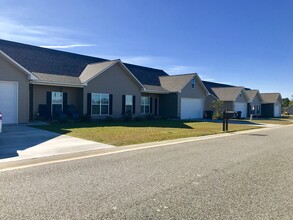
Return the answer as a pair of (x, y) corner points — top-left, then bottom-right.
(1, 126), (293, 220)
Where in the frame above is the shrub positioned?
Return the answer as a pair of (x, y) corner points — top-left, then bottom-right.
(105, 116), (114, 122)
(80, 114), (91, 123)
(144, 114), (155, 120)
(58, 114), (68, 123)
(134, 116), (142, 121)
(123, 110), (132, 122)
(210, 100), (224, 119)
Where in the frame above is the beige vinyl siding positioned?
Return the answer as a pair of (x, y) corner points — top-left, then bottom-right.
(32, 85), (83, 118)
(0, 55), (29, 123)
(83, 63), (142, 118)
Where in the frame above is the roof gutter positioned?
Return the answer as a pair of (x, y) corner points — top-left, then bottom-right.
(142, 89), (169, 94)
(31, 81), (86, 88)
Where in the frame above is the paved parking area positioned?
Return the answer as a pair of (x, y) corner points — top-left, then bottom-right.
(0, 125), (114, 163)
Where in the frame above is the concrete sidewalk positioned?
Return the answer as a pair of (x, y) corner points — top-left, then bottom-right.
(0, 125), (115, 163)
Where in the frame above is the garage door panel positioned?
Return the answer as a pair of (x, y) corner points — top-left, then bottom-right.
(274, 104), (281, 117)
(0, 81), (17, 124)
(234, 102), (247, 118)
(181, 98), (203, 119)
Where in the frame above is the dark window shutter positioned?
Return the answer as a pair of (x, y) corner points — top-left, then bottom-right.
(109, 94), (113, 115)
(63, 92), (68, 114)
(132, 95), (136, 114)
(46, 92), (52, 117)
(122, 95), (126, 115)
(150, 97), (153, 114)
(87, 93), (92, 116)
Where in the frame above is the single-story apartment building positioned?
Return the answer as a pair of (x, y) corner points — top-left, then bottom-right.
(0, 39), (209, 124)
(203, 81), (250, 119)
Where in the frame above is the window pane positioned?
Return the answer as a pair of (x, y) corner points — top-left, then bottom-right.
(52, 92), (63, 104)
(141, 97), (145, 105)
(145, 105), (150, 114)
(92, 105), (100, 115)
(101, 105), (109, 115)
(101, 94), (109, 105)
(145, 97), (150, 105)
(92, 93), (100, 105)
(126, 95), (133, 105)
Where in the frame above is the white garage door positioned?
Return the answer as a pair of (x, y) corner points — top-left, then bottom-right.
(234, 102), (247, 118)
(274, 104), (281, 117)
(180, 98), (203, 119)
(0, 81), (18, 124)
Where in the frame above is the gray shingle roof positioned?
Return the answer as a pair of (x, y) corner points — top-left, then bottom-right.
(260, 93), (282, 104)
(143, 85), (169, 93)
(0, 39), (168, 86)
(159, 73), (196, 92)
(79, 60), (118, 83)
(211, 87), (245, 101)
(245, 90), (258, 102)
(203, 81), (251, 97)
(124, 63), (168, 86)
(33, 72), (81, 85)
(0, 39), (106, 77)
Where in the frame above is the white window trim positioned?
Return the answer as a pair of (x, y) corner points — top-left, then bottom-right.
(125, 95), (133, 113)
(91, 93), (110, 116)
(141, 96), (151, 114)
(51, 91), (63, 116)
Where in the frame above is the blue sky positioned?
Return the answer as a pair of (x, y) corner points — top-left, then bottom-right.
(0, 0), (292, 98)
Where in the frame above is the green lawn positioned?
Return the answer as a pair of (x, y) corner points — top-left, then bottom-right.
(33, 120), (258, 146)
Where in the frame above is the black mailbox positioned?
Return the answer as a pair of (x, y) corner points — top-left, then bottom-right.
(222, 110), (236, 131)
(224, 111), (236, 119)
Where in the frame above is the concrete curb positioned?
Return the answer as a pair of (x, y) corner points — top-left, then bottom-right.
(1, 124), (292, 172)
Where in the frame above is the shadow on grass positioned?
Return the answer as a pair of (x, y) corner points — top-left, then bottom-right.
(32, 120), (195, 134)
(32, 118), (264, 137)
(32, 119), (199, 135)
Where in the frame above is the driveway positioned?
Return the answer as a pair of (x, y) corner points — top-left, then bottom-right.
(0, 125), (114, 162)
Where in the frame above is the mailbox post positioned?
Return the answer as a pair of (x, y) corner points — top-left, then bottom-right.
(223, 110), (236, 131)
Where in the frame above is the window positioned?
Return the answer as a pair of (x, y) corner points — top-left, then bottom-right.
(52, 92), (63, 104)
(125, 95), (133, 113)
(91, 93), (109, 115)
(141, 96), (150, 114)
(52, 92), (63, 117)
(191, 78), (195, 89)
